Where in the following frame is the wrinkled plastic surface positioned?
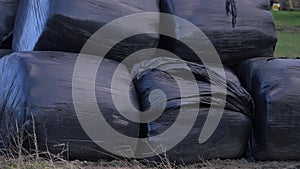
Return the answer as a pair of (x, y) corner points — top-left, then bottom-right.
(0, 49), (12, 58)
(159, 0), (277, 66)
(0, 0), (20, 49)
(133, 58), (253, 163)
(238, 57), (300, 160)
(0, 51), (140, 160)
(13, 0), (160, 61)
(13, 0), (50, 52)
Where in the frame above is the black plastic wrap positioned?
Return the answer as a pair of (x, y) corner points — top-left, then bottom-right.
(0, 0), (20, 49)
(0, 49), (12, 58)
(0, 51), (140, 160)
(133, 58), (253, 163)
(158, 0), (277, 66)
(13, 0), (160, 61)
(238, 58), (300, 161)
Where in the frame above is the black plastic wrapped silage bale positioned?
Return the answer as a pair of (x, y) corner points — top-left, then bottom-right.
(158, 0), (277, 66)
(238, 57), (300, 160)
(13, 0), (160, 62)
(133, 58), (253, 163)
(0, 51), (140, 160)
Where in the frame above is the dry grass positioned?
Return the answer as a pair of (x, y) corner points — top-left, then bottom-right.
(1, 156), (300, 169)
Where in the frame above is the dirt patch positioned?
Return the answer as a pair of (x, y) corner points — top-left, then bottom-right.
(276, 26), (300, 34)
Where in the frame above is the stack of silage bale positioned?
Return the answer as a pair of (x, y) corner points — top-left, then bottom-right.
(3, 0), (299, 164)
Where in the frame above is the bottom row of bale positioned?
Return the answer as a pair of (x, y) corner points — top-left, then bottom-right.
(0, 51), (299, 163)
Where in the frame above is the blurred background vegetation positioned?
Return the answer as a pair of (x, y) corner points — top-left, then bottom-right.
(270, 0), (300, 57)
